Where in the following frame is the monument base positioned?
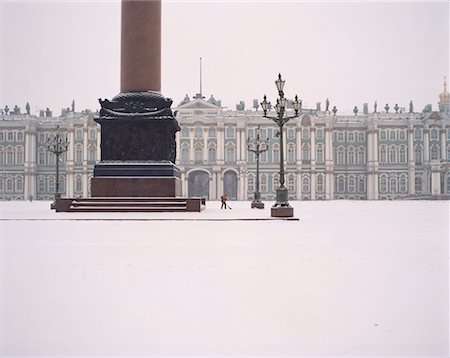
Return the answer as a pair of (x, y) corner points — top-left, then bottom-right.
(251, 201), (265, 209)
(271, 206), (294, 218)
(91, 176), (181, 197)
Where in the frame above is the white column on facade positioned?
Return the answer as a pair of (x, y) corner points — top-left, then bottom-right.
(241, 128), (247, 162)
(296, 171), (302, 199)
(431, 164), (441, 196)
(189, 128), (194, 162)
(373, 128), (379, 199)
(236, 129), (241, 161)
(423, 128), (430, 162)
(24, 124), (37, 199)
(440, 128), (446, 160)
(96, 126), (101, 161)
(203, 128), (208, 163)
(66, 125), (75, 197)
(211, 170), (217, 199)
(181, 172), (186, 196)
(217, 127), (225, 164)
(175, 131), (181, 165)
(296, 126), (302, 165)
(325, 127), (333, 199)
(83, 126), (88, 166)
(408, 127), (415, 195)
(310, 127), (316, 199)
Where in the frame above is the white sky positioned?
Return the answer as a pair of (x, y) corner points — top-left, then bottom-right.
(0, 0), (449, 115)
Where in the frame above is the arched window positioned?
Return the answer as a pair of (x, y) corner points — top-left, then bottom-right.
(89, 128), (96, 140)
(337, 132), (344, 142)
(287, 175), (295, 191)
(88, 146), (96, 162)
(414, 128), (422, 140)
(399, 176), (407, 193)
(226, 127), (235, 138)
(75, 128), (83, 140)
(389, 146), (397, 163)
(302, 176), (310, 193)
(38, 176), (45, 193)
(379, 130), (387, 141)
(59, 176), (66, 194)
(337, 177), (345, 192)
(415, 146), (423, 165)
(75, 177), (83, 193)
(288, 145), (295, 163)
(0, 147), (4, 164)
(7, 132), (14, 141)
(431, 145), (440, 160)
(348, 132), (354, 142)
(247, 175), (255, 193)
(260, 175), (267, 192)
(302, 144), (310, 162)
(48, 152), (56, 166)
(226, 144), (235, 164)
(348, 147), (355, 165)
(247, 129), (254, 139)
(316, 128), (323, 140)
(16, 146), (24, 164)
(316, 175), (324, 192)
(390, 177), (398, 192)
(358, 176), (365, 192)
(399, 146), (407, 163)
(348, 176), (356, 193)
(316, 144), (323, 163)
(272, 174), (280, 191)
(379, 176), (387, 193)
(260, 150), (267, 163)
(194, 145), (203, 163)
(399, 130), (406, 141)
(75, 145), (83, 164)
(358, 147), (366, 165)
(272, 144), (280, 163)
(208, 127), (216, 138)
(181, 146), (189, 163)
(48, 177), (55, 193)
(415, 176), (422, 193)
(379, 146), (387, 164)
(358, 132), (365, 142)
(6, 147), (13, 165)
(6, 178), (13, 192)
(389, 130), (396, 141)
(15, 176), (24, 192)
(430, 128), (438, 139)
(302, 128), (309, 139)
(38, 148), (46, 165)
(208, 146), (216, 163)
(337, 147), (344, 165)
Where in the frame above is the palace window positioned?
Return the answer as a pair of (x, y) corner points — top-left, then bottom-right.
(75, 128), (83, 140)
(225, 145), (235, 164)
(272, 174), (280, 191)
(399, 146), (407, 163)
(75, 177), (83, 193)
(38, 177), (45, 193)
(6, 147), (13, 165)
(17, 132), (23, 141)
(247, 129), (254, 139)
(273, 144), (280, 163)
(389, 146), (397, 163)
(415, 176), (422, 193)
(348, 132), (354, 142)
(348, 147), (355, 165)
(194, 127), (203, 138)
(208, 128), (216, 138)
(6, 178), (13, 192)
(447, 176), (450, 193)
(48, 152), (56, 166)
(337, 177), (345, 192)
(414, 128), (422, 140)
(288, 145), (295, 163)
(358, 132), (365, 142)
(348, 176), (356, 193)
(316, 144), (323, 163)
(38, 133), (45, 143)
(379, 177), (387, 193)
(247, 176), (255, 193)
(358, 176), (365, 192)
(48, 177), (55, 193)
(287, 175), (295, 191)
(194, 146), (203, 163)
(260, 151), (267, 163)
(302, 177), (310, 193)
(379, 146), (387, 164)
(181, 146), (189, 163)
(316, 128), (324, 140)
(181, 128), (189, 137)
(226, 127), (235, 138)
(337, 132), (344, 142)
(399, 130), (406, 141)
(88, 146), (96, 162)
(389, 130), (396, 141)
(75, 146), (83, 164)
(337, 147), (344, 165)
(15, 177), (23, 192)
(431, 145), (440, 160)
(302, 128), (309, 139)
(379, 130), (387, 141)
(7, 132), (14, 141)
(430, 128), (438, 140)
(390, 177), (398, 192)
(208, 146), (216, 163)
(89, 128), (96, 140)
(415, 146), (422, 165)
(0, 147), (3, 165)
(316, 175), (324, 192)
(16, 147), (23, 164)
(288, 128), (295, 139)
(0, 132), (3, 141)
(302, 144), (310, 162)
(358, 147), (366, 165)
(38, 149), (46, 165)
(260, 175), (267, 192)
(399, 177), (407, 193)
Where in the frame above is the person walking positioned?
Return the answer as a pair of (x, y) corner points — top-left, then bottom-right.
(221, 193), (228, 209)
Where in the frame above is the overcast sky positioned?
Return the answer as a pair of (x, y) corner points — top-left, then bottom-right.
(0, 0), (449, 115)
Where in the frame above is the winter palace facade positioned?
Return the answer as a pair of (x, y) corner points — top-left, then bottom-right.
(1, 81), (449, 201)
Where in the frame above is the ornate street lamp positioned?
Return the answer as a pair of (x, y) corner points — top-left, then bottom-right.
(46, 125), (69, 200)
(261, 74), (301, 217)
(246, 125), (268, 209)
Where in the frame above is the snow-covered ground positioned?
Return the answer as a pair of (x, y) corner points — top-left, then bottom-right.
(0, 200), (449, 358)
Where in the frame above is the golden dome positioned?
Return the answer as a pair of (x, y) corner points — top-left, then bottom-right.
(439, 76), (450, 101)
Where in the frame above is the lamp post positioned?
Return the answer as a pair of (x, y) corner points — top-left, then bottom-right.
(261, 74), (301, 217)
(247, 125), (268, 209)
(46, 125), (69, 200)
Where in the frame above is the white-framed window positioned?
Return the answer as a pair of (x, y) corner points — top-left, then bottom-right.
(337, 176), (345, 192)
(75, 145), (83, 164)
(48, 152), (56, 165)
(15, 176), (24, 192)
(75, 128), (83, 140)
(337, 147), (344, 165)
(447, 176), (450, 193)
(358, 176), (365, 192)
(316, 128), (324, 140)
(389, 130), (396, 141)
(316, 144), (323, 163)
(447, 145), (450, 160)
(260, 175), (267, 192)
(181, 128), (189, 137)
(379, 145), (386, 163)
(399, 146), (407, 163)
(0, 132), (3, 141)
(287, 175), (295, 191)
(194, 127), (203, 138)
(431, 145), (440, 160)
(348, 132), (354, 142)
(379, 176), (387, 193)
(247, 175), (255, 193)
(38, 133), (45, 143)
(272, 144), (280, 163)
(38, 176), (45, 193)
(88, 146), (96, 162)
(6, 147), (13, 165)
(6, 178), (13, 192)
(226, 127), (235, 138)
(288, 145), (295, 163)
(16, 147), (24, 164)
(302, 144), (310, 162)
(7, 132), (14, 141)
(414, 128), (422, 140)
(337, 132), (344, 142)
(48, 177), (55, 193)
(348, 147), (355, 165)
(194, 146), (203, 163)
(17, 132), (24, 141)
(316, 174), (324, 192)
(181, 146), (189, 163)
(379, 130), (387, 141)
(358, 132), (365, 142)
(302, 176), (310, 193)
(0, 147), (3, 165)
(430, 128), (438, 140)
(225, 144), (235, 164)
(272, 174), (280, 191)
(389, 146), (397, 163)
(208, 146), (216, 163)
(415, 176), (422, 193)
(348, 176), (356, 193)
(399, 177), (407, 193)
(89, 128), (96, 140)
(75, 177), (83, 193)
(260, 150), (267, 163)
(302, 128), (309, 139)
(390, 177), (398, 192)
(399, 130), (406, 141)
(208, 127), (216, 138)
(358, 147), (366, 165)
(415, 146), (423, 165)
(288, 128), (295, 139)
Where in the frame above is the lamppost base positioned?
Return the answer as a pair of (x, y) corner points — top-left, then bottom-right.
(271, 206), (294, 218)
(251, 200), (265, 209)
